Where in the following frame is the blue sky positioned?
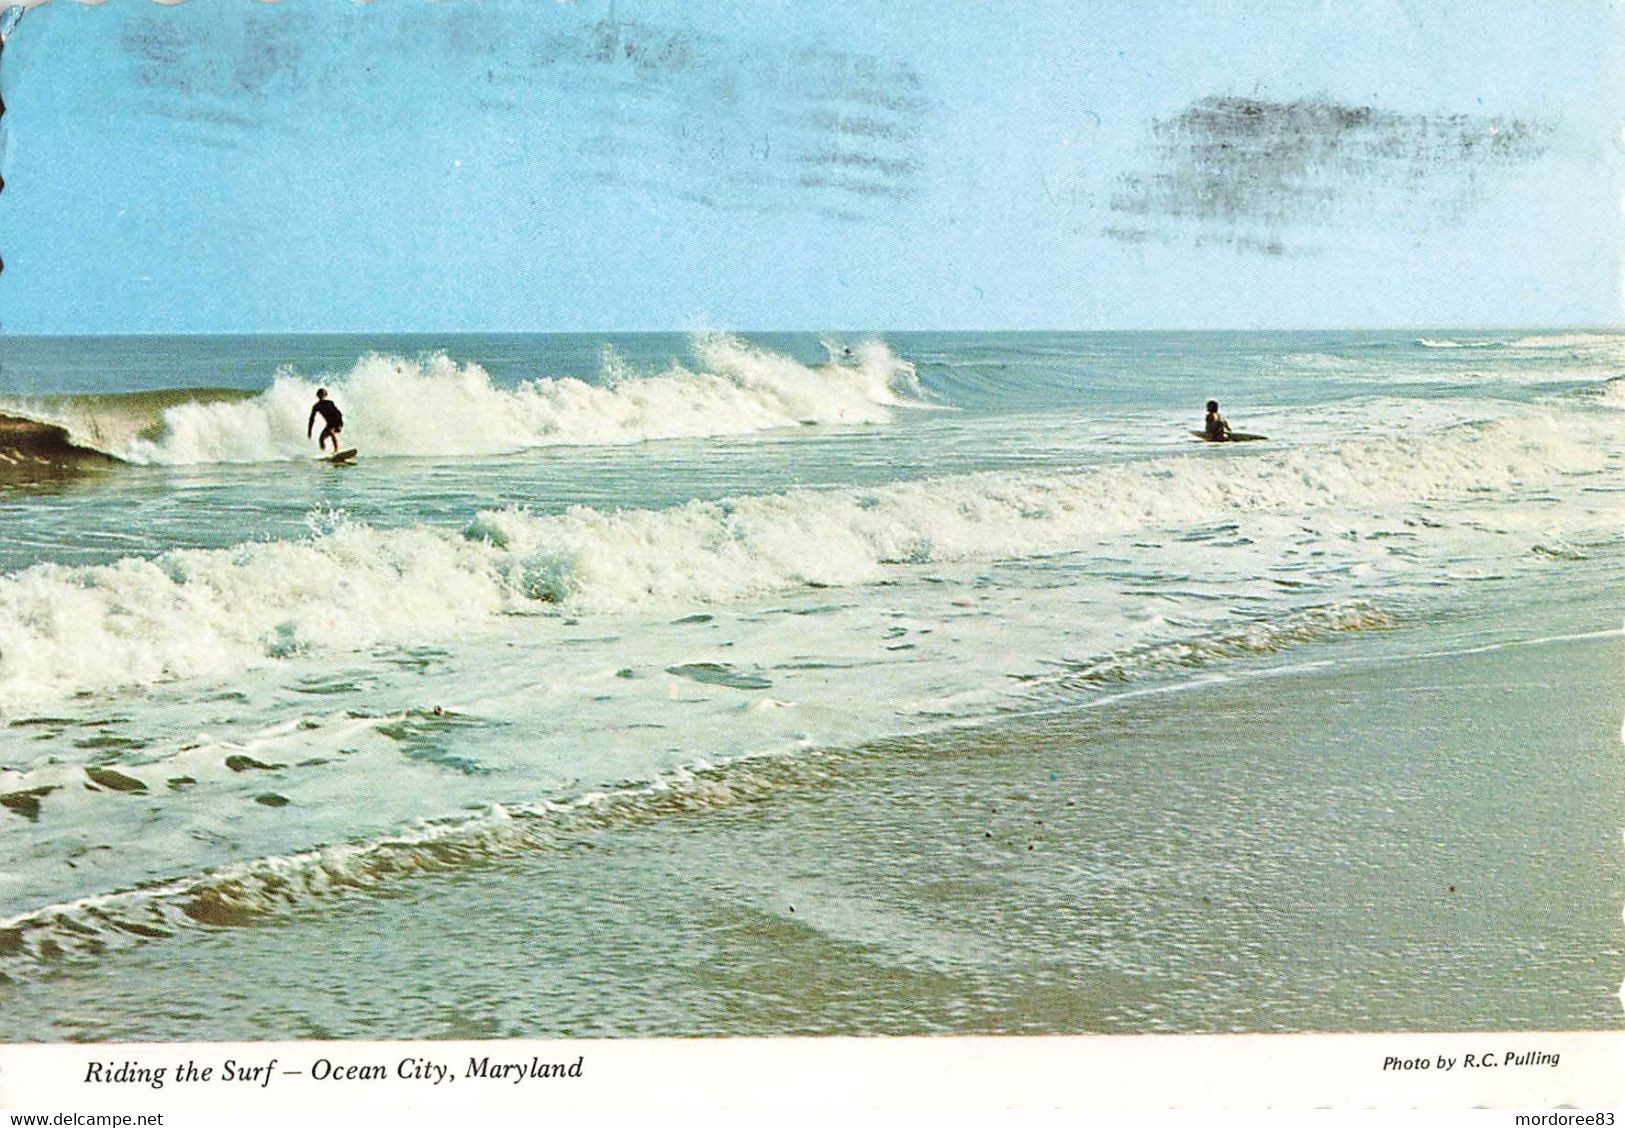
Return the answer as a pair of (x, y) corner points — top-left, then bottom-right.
(0, 0), (1620, 333)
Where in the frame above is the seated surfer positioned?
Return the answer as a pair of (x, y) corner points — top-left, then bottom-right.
(307, 388), (344, 454)
(1204, 399), (1231, 441)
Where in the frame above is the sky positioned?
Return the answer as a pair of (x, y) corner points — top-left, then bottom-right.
(0, 0), (1621, 334)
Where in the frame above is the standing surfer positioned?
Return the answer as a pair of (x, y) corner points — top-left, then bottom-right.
(307, 388), (344, 454)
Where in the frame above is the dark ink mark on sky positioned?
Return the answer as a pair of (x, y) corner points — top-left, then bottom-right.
(1107, 95), (1555, 254)
(145, 102), (259, 133)
(797, 173), (914, 201)
(797, 150), (922, 178)
(118, 6), (311, 143)
(231, 8), (307, 100)
(787, 46), (930, 116)
(1102, 225), (1307, 257)
(121, 15), (206, 95)
(109, 2), (931, 225)
(800, 109), (923, 145)
(557, 14), (930, 219)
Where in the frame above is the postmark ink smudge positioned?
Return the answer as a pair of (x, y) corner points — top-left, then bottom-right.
(1108, 94), (1555, 253)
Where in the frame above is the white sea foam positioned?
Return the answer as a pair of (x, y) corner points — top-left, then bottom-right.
(109, 335), (920, 464)
(467, 411), (1597, 608)
(0, 412), (1598, 708)
(1508, 333), (1625, 350)
(1415, 334), (1625, 351)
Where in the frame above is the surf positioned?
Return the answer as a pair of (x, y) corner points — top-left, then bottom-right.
(0, 410), (1600, 709)
(0, 387), (254, 470)
(2, 335), (923, 467)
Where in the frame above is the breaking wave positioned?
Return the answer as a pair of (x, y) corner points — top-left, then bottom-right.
(1415, 337), (1507, 349)
(1416, 334), (1625, 351)
(0, 412), (115, 480)
(0, 412), (1596, 708)
(1506, 333), (1625, 350)
(0, 336), (923, 467)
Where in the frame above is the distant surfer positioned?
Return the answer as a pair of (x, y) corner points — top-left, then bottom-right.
(1203, 399), (1231, 441)
(307, 388), (344, 454)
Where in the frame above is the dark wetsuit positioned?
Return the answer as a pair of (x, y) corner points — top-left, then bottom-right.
(309, 399), (343, 446)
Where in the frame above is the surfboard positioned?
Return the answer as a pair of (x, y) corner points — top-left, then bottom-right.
(1191, 431), (1267, 443)
(323, 448), (358, 463)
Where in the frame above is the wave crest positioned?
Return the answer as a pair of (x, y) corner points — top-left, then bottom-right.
(1416, 337), (1505, 349)
(0, 412), (1596, 707)
(109, 335), (921, 464)
(0, 413), (115, 480)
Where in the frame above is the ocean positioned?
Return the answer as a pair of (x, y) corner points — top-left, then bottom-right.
(0, 329), (1620, 1040)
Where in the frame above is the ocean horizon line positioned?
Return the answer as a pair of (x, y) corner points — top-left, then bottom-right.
(1, 323), (1622, 341)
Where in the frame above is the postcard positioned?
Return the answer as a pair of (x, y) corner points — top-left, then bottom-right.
(0, 0), (1620, 1114)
